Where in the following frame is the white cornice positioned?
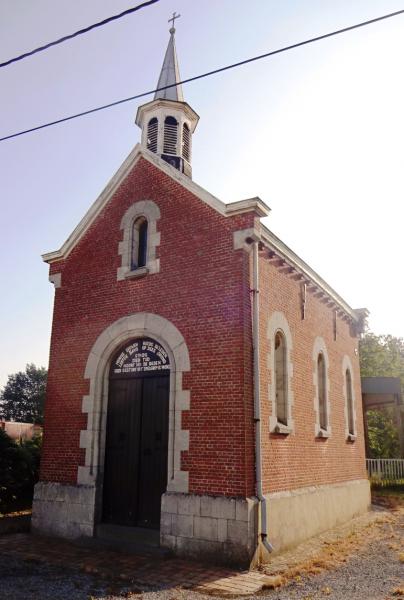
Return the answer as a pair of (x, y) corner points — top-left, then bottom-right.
(42, 145), (270, 264)
(260, 224), (361, 322)
(41, 146), (363, 324)
(226, 197), (270, 218)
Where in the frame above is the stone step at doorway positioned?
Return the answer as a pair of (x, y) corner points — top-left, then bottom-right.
(83, 523), (171, 558)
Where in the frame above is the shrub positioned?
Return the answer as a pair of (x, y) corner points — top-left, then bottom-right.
(0, 428), (42, 515)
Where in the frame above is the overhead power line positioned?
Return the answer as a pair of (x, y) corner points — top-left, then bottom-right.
(0, 0), (160, 69)
(1, 8), (404, 143)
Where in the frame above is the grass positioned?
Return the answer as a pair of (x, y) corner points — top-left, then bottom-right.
(372, 486), (404, 511)
(369, 473), (404, 488)
(372, 484), (404, 494)
(0, 509), (32, 518)
(262, 515), (393, 583)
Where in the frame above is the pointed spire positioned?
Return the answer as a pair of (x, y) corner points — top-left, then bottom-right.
(135, 13), (199, 178)
(154, 14), (184, 102)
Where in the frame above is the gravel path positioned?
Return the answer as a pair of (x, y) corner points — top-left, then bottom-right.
(0, 508), (403, 600)
(259, 515), (404, 600)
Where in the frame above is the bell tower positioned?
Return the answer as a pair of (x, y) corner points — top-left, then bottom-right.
(135, 13), (199, 178)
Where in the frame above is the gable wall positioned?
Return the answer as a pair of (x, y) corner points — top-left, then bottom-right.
(258, 256), (367, 493)
(41, 158), (256, 497)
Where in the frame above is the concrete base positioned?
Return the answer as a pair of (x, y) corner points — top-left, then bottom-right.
(32, 484), (259, 567)
(160, 492), (258, 567)
(31, 482), (96, 539)
(32, 479), (370, 566)
(265, 478), (371, 556)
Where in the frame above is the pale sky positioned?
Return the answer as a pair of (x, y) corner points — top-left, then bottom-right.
(1, 0), (403, 386)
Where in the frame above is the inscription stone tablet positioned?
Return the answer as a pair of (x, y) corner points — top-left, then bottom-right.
(110, 337), (170, 377)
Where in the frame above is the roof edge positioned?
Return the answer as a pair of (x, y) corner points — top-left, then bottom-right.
(260, 224), (365, 322)
(42, 145), (144, 263)
(42, 145), (238, 264)
(41, 148), (363, 325)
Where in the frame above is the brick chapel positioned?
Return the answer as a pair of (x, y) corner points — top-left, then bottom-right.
(32, 22), (370, 566)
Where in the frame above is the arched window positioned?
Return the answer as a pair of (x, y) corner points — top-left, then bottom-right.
(312, 337), (331, 437)
(147, 118), (158, 153)
(182, 123), (191, 162)
(268, 312), (294, 434)
(317, 353), (327, 430)
(275, 331), (288, 426)
(346, 369), (355, 436)
(117, 200), (160, 281)
(163, 116), (178, 155)
(131, 217), (148, 270)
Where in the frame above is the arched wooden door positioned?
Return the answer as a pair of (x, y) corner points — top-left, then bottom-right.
(102, 338), (170, 529)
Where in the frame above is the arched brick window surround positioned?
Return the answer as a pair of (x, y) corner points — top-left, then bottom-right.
(78, 313), (190, 494)
(267, 311), (294, 434)
(312, 337), (331, 438)
(342, 355), (357, 441)
(117, 200), (160, 280)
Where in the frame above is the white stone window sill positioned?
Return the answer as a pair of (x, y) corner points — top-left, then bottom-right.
(125, 267), (149, 280)
(316, 429), (331, 439)
(271, 423), (292, 435)
(346, 433), (357, 442)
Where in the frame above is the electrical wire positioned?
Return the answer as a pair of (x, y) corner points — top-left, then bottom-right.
(0, 0), (160, 69)
(1, 8), (403, 143)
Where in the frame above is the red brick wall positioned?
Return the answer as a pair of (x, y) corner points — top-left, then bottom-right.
(41, 157), (256, 496)
(41, 155), (366, 500)
(258, 255), (367, 494)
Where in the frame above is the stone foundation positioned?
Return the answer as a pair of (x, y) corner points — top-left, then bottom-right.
(265, 478), (371, 555)
(31, 482), (96, 539)
(32, 484), (258, 567)
(32, 480), (371, 566)
(160, 493), (258, 567)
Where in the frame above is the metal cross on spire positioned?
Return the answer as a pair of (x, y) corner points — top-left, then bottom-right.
(153, 11), (184, 101)
(168, 11), (180, 33)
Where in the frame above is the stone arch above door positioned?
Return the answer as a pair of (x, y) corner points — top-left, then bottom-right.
(78, 313), (190, 494)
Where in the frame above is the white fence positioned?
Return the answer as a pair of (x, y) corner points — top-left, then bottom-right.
(366, 458), (404, 485)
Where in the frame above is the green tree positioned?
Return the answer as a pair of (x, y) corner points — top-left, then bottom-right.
(0, 364), (47, 424)
(359, 333), (404, 388)
(366, 408), (400, 458)
(359, 332), (403, 458)
(0, 428), (42, 514)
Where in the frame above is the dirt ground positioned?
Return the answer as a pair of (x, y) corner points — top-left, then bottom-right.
(257, 501), (404, 599)
(0, 495), (403, 600)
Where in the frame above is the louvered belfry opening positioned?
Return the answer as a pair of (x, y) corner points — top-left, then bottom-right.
(135, 22), (199, 179)
(147, 118), (158, 153)
(163, 116), (178, 155)
(182, 123), (191, 162)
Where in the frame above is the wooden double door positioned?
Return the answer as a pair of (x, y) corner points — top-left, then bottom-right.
(102, 374), (170, 529)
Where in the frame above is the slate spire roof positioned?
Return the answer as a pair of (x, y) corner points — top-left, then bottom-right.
(154, 24), (184, 102)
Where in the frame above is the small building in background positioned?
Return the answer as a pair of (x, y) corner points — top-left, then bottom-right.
(0, 420), (42, 442)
